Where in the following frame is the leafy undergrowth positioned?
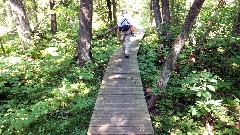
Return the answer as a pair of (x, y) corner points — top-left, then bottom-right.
(0, 30), (119, 134)
(138, 29), (240, 134)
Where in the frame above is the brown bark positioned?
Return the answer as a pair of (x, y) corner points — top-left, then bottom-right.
(77, 0), (93, 67)
(233, 0), (240, 35)
(9, 0), (32, 45)
(1, 40), (5, 53)
(161, 0), (170, 24)
(112, 0), (117, 25)
(148, 0), (205, 111)
(106, 0), (112, 22)
(50, 0), (57, 36)
(161, 0), (173, 42)
(153, 0), (162, 44)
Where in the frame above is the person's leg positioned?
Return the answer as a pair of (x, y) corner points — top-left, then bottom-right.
(120, 32), (125, 53)
(124, 35), (130, 58)
(123, 30), (131, 58)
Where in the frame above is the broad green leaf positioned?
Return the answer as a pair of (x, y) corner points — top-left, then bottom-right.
(0, 82), (4, 88)
(207, 85), (215, 92)
(190, 107), (197, 116)
(210, 79), (217, 83)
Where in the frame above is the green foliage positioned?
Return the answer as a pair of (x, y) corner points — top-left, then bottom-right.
(138, 37), (160, 88)
(138, 2), (240, 133)
(0, 5), (119, 133)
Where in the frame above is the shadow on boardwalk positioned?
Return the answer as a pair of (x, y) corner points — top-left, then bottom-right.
(88, 27), (154, 135)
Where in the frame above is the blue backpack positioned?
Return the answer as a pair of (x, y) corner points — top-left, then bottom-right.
(119, 18), (130, 31)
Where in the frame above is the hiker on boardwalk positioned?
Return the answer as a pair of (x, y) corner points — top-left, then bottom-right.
(117, 8), (133, 58)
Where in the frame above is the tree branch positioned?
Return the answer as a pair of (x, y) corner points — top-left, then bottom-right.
(93, 25), (118, 39)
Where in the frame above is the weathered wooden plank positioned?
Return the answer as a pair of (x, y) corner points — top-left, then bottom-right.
(103, 74), (141, 80)
(99, 86), (143, 90)
(90, 113), (151, 120)
(92, 110), (150, 115)
(87, 126), (154, 135)
(96, 95), (145, 100)
(101, 80), (142, 86)
(104, 72), (141, 75)
(89, 119), (152, 127)
(95, 98), (146, 105)
(93, 107), (149, 111)
(107, 62), (139, 66)
(98, 87), (144, 95)
(105, 70), (140, 74)
(96, 98), (146, 105)
(103, 73), (141, 80)
(106, 68), (140, 73)
(101, 84), (143, 88)
(107, 65), (139, 68)
(94, 103), (146, 108)
(109, 56), (139, 61)
(94, 103), (146, 110)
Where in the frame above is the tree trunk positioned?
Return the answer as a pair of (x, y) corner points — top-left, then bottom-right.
(50, 0), (57, 36)
(1, 40), (5, 53)
(9, 0), (32, 46)
(161, 0), (172, 41)
(106, 0), (112, 22)
(112, 0), (117, 25)
(153, 0), (162, 44)
(233, 0), (240, 35)
(76, 0), (93, 67)
(161, 0), (170, 24)
(148, 0), (205, 111)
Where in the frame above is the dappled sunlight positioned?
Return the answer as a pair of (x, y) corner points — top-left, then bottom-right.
(232, 63), (239, 69)
(42, 47), (59, 56)
(217, 47), (225, 53)
(4, 56), (22, 64)
(0, 26), (9, 36)
(52, 78), (93, 101)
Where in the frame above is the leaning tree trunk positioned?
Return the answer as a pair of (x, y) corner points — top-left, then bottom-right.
(153, 0), (163, 45)
(148, 0), (205, 111)
(50, 0), (57, 36)
(9, 0), (32, 46)
(76, 0), (93, 67)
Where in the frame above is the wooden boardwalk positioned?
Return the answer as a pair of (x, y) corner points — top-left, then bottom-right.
(87, 28), (154, 135)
